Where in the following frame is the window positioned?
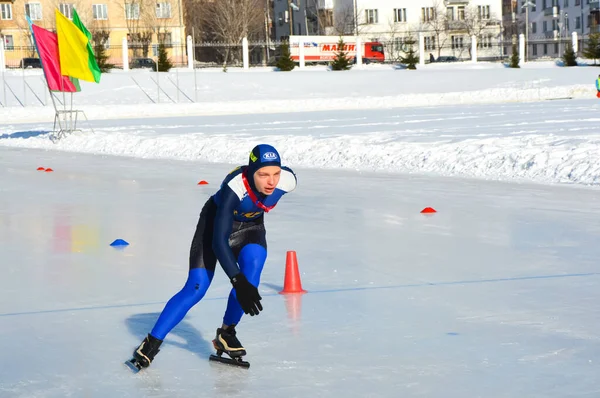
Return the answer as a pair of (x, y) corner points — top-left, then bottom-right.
(4, 34), (14, 50)
(125, 3), (139, 20)
(477, 34), (493, 48)
(576, 16), (581, 29)
(565, 17), (569, 31)
(542, 0), (547, 8)
(1, 3), (12, 20)
(421, 7), (435, 22)
(532, 0), (536, 12)
(156, 2), (170, 18)
(393, 8), (406, 23)
(575, 0), (580, 5)
(457, 6), (465, 20)
(424, 36), (435, 50)
(365, 9), (378, 24)
(543, 20), (547, 32)
(554, 43), (558, 53)
(25, 3), (42, 21)
(532, 22), (537, 33)
(543, 43), (548, 54)
(92, 4), (107, 20)
(157, 32), (171, 46)
(564, 0), (568, 5)
(451, 35), (464, 49)
(478, 5), (490, 19)
(59, 3), (73, 19)
(447, 6), (454, 20)
(552, 19), (558, 30)
(532, 44), (538, 55)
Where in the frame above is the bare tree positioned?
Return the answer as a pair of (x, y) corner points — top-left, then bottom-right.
(333, 4), (368, 36)
(460, 5), (501, 57)
(199, 0), (265, 66)
(419, 0), (448, 59)
(120, 0), (154, 58)
(382, 19), (411, 62)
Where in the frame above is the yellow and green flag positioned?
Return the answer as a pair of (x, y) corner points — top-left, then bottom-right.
(55, 8), (101, 83)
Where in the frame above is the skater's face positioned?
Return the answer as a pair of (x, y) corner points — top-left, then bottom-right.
(253, 166), (281, 195)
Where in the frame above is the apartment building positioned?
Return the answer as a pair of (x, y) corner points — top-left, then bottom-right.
(0, 0), (185, 67)
(275, 0), (503, 60)
(505, 0), (599, 58)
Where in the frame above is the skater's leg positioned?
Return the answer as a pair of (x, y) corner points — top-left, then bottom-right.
(131, 198), (217, 370)
(150, 267), (214, 340)
(222, 243), (267, 327)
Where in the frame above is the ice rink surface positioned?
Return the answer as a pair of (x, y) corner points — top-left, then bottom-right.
(2, 143), (600, 397)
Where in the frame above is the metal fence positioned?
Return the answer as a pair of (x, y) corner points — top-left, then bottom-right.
(1, 36), (596, 70)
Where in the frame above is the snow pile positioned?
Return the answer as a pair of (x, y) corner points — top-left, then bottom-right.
(0, 62), (597, 122)
(2, 100), (600, 185)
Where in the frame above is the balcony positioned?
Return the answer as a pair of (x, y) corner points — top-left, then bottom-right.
(317, 0), (333, 9)
(445, 0), (469, 4)
(446, 20), (467, 31)
(544, 6), (559, 17)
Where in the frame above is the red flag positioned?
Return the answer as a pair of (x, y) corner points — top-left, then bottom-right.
(31, 24), (77, 92)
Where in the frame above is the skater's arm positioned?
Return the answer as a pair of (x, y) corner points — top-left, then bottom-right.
(213, 186), (242, 279)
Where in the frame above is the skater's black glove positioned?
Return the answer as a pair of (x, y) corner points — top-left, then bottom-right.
(231, 273), (263, 316)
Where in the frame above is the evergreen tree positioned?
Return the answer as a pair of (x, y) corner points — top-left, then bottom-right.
(92, 31), (114, 73)
(276, 41), (295, 71)
(157, 43), (173, 72)
(330, 37), (351, 71)
(583, 33), (600, 65)
(509, 43), (520, 68)
(562, 42), (578, 67)
(400, 37), (419, 70)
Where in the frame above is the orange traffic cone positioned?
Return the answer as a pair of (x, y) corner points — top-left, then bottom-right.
(279, 251), (307, 294)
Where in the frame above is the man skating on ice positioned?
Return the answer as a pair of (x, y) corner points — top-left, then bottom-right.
(130, 144), (297, 369)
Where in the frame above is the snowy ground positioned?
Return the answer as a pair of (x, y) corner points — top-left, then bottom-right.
(1, 147), (600, 398)
(2, 62), (600, 397)
(0, 62), (597, 122)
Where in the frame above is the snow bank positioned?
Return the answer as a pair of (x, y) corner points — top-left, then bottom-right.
(0, 62), (597, 122)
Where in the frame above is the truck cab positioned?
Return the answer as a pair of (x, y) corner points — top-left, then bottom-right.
(362, 42), (385, 63)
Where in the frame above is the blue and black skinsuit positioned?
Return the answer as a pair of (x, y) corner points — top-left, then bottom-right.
(149, 145), (297, 341)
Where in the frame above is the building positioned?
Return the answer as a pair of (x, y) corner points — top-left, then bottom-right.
(1, 0), (185, 68)
(274, 0), (504, 61)
(504, 0), (599, 59)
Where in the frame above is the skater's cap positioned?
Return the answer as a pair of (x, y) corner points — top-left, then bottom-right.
(247, 144), (281, 176)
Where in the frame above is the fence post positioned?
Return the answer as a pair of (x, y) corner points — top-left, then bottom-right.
(0, 40), (5, 107)
(572, 31), (578, 53)
(0, 40), (5, 73)
(187, 35), (194, 70)
(419, 32), (425, 66)
(356, 36), (362, 67)
(519, 34), (525, 63)
(471, 35), (478, 63)
(242, 37), (249, 70)
(299, 39), (305, 68)
(122, 37), (129, 71)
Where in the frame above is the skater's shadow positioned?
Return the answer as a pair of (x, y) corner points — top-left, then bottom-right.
(0, 130), (51, 140)
(125, 312), (214, 358)
(261, 282), (283, 294)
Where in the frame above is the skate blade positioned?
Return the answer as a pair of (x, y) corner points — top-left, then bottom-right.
(124, 358), (143, 373)
(209, 354), (250, 369)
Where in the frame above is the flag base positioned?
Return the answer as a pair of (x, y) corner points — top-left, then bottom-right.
(51, 109), (93, 142)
